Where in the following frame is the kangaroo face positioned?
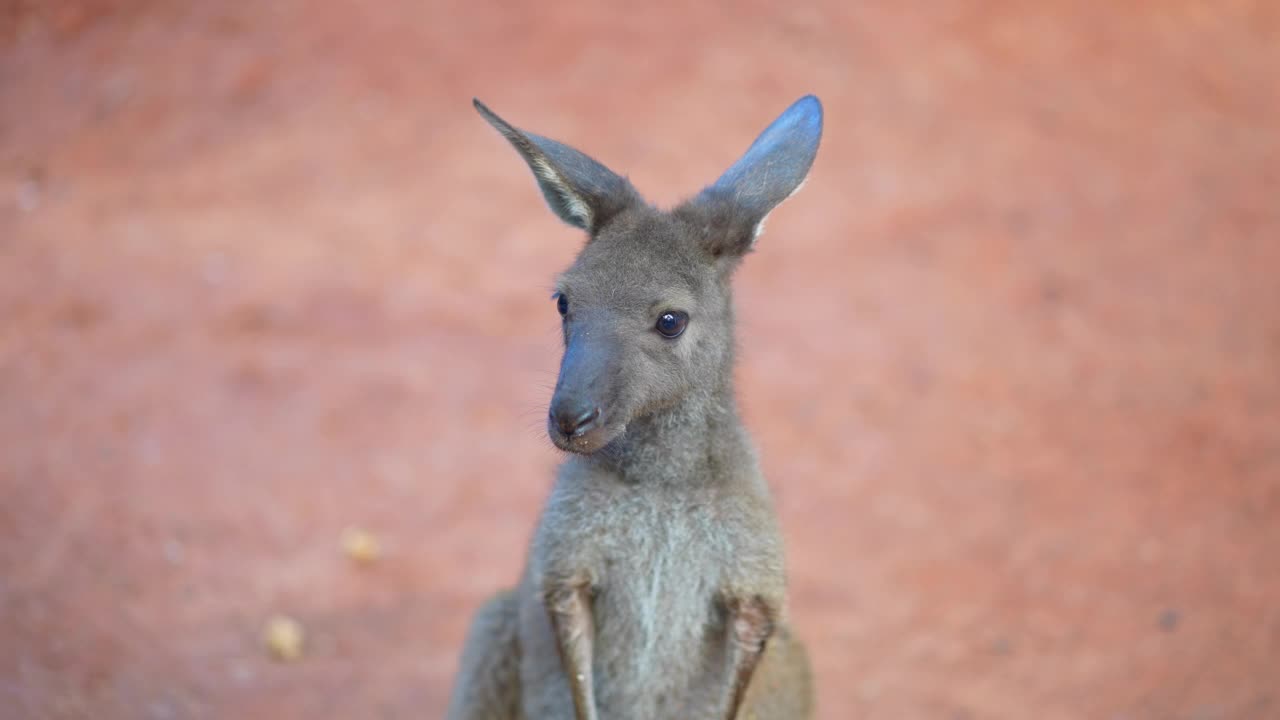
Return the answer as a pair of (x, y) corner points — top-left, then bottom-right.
(546, 209), (733, 453)
(475, 96), (823, 455)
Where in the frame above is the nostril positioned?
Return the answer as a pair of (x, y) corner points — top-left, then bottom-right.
(554, 405), (601, 437)
(572, 407), (600, 433)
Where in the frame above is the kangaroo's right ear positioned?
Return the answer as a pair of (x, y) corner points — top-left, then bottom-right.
(474, 99), (637, 233)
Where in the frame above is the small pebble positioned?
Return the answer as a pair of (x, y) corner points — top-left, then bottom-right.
(229, 662), (255, 686)
(162, 539), (184, 565)
(201, 253), (230, 286)
(263, 615), (304, 661)
(340, 526), (381, 565)
(16, 178), (42, 213)
(147, 699), (176, 720)
(1139, 539), (1162, 564)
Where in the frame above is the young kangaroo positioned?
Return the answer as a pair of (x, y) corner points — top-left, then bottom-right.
(445, 95), (823, 720)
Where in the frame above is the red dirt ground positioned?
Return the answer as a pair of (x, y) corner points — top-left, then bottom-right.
(3, 2), (1278, 718)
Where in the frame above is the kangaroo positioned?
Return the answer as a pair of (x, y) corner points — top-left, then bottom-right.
(445, 94), (823, 720)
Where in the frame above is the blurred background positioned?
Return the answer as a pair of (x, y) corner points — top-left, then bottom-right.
(3, 1), (1278, 718)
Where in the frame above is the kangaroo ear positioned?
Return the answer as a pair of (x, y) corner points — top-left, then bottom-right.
(474, 99), (637, 233)
(676, 95), (823, 258)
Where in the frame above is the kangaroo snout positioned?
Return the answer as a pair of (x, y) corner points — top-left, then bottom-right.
(547, 392), (610, 453)
(550, 402), (600, 438)
(548, 330), (620, 453)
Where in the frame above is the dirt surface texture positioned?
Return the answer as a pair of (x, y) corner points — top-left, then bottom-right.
(3, 2), (1279, 719)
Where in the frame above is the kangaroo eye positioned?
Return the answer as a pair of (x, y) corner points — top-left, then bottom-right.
(555, 293), (569, 317)
(655, 311), (688, 338)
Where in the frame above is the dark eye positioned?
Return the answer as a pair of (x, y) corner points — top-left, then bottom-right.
(655, 311), (688, 338)
(556, 293), (569, 317)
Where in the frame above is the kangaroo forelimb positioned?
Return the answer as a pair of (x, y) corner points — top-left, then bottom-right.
(547, 583), (599, 720)
(721, 595), (776, 720)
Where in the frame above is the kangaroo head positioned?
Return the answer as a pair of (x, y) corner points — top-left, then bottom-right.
(475, 96), (823, 454)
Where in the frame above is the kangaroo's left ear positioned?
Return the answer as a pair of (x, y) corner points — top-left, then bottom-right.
(676, 95), (823, 258)
(475, 99), (638, 234)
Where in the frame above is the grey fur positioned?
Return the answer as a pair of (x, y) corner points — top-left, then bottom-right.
(447, 96), (823, 720)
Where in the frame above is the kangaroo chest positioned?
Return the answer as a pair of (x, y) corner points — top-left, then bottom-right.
(589, 489), (734, 714)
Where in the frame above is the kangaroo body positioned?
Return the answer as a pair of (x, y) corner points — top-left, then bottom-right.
(446, 96), (823, 720)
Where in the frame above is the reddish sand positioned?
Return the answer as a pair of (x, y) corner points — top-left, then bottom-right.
(2, 2), (1278, 718)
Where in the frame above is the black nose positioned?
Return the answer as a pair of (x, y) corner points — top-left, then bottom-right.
(552, 404), (600, 437)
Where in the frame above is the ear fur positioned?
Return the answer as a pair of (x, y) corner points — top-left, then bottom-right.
(474, 99), (637, 232)
(676, 95), (823, 258)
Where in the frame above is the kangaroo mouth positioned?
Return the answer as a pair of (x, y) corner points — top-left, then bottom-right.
(548, 415), (616, 455)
